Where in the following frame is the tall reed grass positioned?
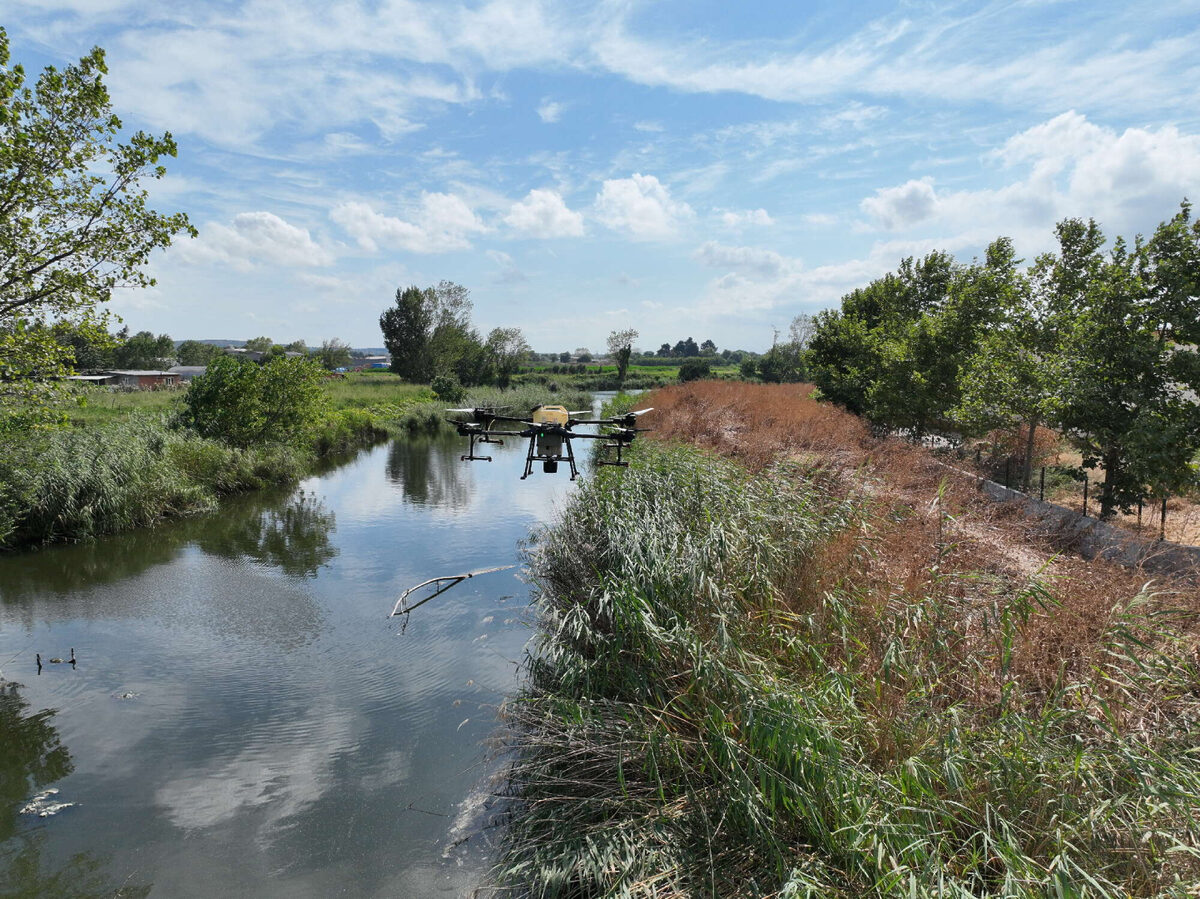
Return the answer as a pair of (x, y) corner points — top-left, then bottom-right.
(495, 440), (1200, 897)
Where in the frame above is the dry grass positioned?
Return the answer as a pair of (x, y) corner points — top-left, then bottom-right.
(637, 380), (1200, 686)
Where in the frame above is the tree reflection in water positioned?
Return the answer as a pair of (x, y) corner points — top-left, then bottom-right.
(0, 680), (151, 898)
(386, 435), (471, 509)
(195, 488), (337, 578)
(0, 488), (338, 602)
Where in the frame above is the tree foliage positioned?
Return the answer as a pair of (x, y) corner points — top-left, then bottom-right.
(810, 203), (1200, 518)
(606, 327), (638, 387)
(0, 30), (193, 431)
(113, 330), (173, 369)
(179, 354), (328, 447)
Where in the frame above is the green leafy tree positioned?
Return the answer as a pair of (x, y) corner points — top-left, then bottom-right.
(381, 286), (433, 380)
(52, 316), (116, 370)
(672, 337), (700, 357)
(244, 336), (274, 353)
(284, 339), (308, 354)
(487, 327), (530, 389)
(315, 337), (352, 370)
(180, 354), (328, 447)
(656, 343), (671, 357)
(699, 338), (717, 356)
(112, 330), (173, 369)
(176, 340), (217, 366)
(678, 359), (712, 382)
(1056, 206), (1200, 517)
(606, 327), (639, 388)
(0, 30), (193, 432)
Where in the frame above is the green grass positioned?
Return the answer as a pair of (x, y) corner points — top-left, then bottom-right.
(494, 441), (1200, 897)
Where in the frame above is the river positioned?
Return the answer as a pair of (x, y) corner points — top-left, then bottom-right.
(0, 420), (591, 896)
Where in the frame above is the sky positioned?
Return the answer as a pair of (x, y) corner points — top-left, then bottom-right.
(7, 0), (1200, 353)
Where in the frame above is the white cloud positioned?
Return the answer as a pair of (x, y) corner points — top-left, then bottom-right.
(176, 212), (333, 271)
(504, 189), (585, 238)
(537, 99), (565, 123)
(331, 193), (486, 253)
(486, 249), (528, 284)
(860, 178), (939, 230)
(860, 113), (1200, 245)
(720, 208), (774, 229)
(694, 241), (792, 279)
(594, 174), (694, 240)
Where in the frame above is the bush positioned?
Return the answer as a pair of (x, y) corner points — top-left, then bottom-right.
(179, 355), (329, 447)
(678, 359), (712, 382)
(431, 374), (465, 404)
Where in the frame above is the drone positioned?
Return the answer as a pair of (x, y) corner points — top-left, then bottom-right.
(445, 404), (653, 480)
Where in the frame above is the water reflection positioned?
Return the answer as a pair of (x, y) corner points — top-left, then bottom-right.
(0, 681), (149, 897)
(0, 681), (72, 842)
(386, 434), (471, 509)
(193, 489), (336, 578)
(0, 489), (337, 604)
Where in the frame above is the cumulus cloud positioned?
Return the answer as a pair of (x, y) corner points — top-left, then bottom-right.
(694, 241), (792, 279)
(331, 193), (486, 253)
(594, 174), (694, 240)
(860, 178), (939, 230)
(860, 113), (1200, 246)
(176, 212), (332, 271)
(720, 208), (774, 229)
(504, 189), (585, 238)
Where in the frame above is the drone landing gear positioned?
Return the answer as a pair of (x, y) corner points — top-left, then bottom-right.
(521, 434), (580, 480)
(596, 440), (631, 468)
(460, 430), (503, 462)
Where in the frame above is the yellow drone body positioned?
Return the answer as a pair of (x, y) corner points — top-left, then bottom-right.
(530, 405), (570, 426)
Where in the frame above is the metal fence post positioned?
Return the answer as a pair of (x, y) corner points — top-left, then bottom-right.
(1082, 477), (1088, 516)
(1039, 467), (1045, 501)
(1160, 497), (1168, 541)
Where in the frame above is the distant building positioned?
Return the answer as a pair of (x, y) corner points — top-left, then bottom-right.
(103, 370), (181, 388)
(169, 365), (207, 381)
(64, 373), (117, 386)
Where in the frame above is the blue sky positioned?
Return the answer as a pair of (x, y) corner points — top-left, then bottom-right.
(8, 1), (1200, 352)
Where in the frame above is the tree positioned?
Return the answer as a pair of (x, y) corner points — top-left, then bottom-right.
(672, 337), (700, 357)
(486, 327), (530, 389)
(176, 340), (217, 366)
(244, 336), (274, 353)
(52, 317), (115, 370)
(315, 338), (352, 370)
(1055, 206), (1200, 517)
(559, 351), (571, 363)
(0, 30), (193, 431)
(699, 339), (717, 356)
(180, 354), (328, 447)
(379, 281), (490, 384)
(381, 286), (433, 381)
(657, 343), (671, 357)
(284, 339), (308, 354)
(606, 328), (639, 388)
(112, 330), (173, 369)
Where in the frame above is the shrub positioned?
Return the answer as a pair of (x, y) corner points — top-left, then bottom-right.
(678, 358), (712, 382)
(179, 355), (329, 447)
(431, 373), (465, 404)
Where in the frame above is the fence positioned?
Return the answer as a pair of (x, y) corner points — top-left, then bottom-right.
(929, 442), (1180, 543)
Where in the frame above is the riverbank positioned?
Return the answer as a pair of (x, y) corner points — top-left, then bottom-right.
(0, 378), (591, 550)
(495, 381), (1200, 897)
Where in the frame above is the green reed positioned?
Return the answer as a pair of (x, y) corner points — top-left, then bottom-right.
(493, 441), (1200, 898)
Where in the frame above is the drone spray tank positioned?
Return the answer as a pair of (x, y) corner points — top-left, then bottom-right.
(530, 405), (570, 473)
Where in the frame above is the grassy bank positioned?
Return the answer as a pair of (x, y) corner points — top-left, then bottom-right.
(1, 377), (597, 549)
(0, 408), (386, 549)
(495, 384), (1200, 897)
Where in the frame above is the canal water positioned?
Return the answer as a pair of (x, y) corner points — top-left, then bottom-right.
(0, 425), (587, 896)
